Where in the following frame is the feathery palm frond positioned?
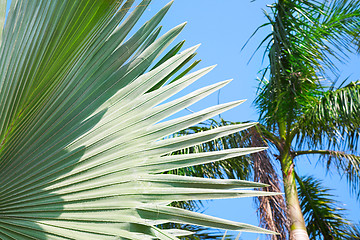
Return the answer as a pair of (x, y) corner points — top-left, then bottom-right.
(295, 82), (360, 198)
(297, 175), (355, 240)
(297, 81), (360, 151)
(349, 223), (360, 239)
(0, 0), (277, 239)
(254, 0), (360, 129)
(295, 149), (360, 200)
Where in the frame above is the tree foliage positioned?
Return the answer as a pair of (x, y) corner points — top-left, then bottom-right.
(297, 175), (358, 240)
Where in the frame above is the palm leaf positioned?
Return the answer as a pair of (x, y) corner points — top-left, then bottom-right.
(0, 0), (276, 239)
(294, 81), (360, 199)
(253, 0), (360, 129)
(296, 175), (356, 240)
(349, 223), (360, 239)
(297, 81), (360, 151)
(295, 149), (360, 200)
(169, 119), (254, 180)
(158, 223), (232, 240)
(169, 120), (288, 237)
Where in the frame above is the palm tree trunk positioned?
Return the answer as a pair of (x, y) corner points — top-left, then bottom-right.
(280, 152), (309, 240)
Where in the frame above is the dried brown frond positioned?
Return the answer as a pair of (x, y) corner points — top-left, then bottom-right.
(251, 127), (289, 239)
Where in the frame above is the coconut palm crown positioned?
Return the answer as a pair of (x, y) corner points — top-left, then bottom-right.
(0, 0), (278, 239)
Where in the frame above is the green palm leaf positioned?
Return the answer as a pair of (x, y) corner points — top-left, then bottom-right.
(295, 150), (360, 200)
(349, 223), (360, 239)
(0, 0), (275, 239)
(254, 0), (360, 129)
(296, 175), (356, 240)
(169, 119), (254, 180)
(158, 223), (231, 240)
(294, 81), (360, 199)
(297, 81), (360, 150)
(169, 120), (288, 238)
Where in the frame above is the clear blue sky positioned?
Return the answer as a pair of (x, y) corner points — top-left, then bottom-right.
(139, 0), (360, 239)
(5, 0), (359, 239)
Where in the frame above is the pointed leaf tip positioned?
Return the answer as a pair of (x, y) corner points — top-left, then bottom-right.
(171, 22), (187, 33)
(232, 99), (246, 106)
(181, 44), (200, 55)
(166, 0), (174, 6)
(192, 43), (201, 52)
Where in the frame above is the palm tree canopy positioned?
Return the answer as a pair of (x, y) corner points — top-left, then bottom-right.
(255, 0), (360, 132)
(0, 0), (276, 239)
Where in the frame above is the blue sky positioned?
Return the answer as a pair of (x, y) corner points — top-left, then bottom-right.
(139, 0), (360, 239)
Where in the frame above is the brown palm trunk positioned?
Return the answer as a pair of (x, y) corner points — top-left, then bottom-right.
(280, 152), (309, 240)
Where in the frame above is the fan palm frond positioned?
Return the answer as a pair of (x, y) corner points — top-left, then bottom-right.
(169, 120), (288, 238)
(0, 0), (276, 239)
(169, 119), (254, 180)
(158, 223), (232, 240)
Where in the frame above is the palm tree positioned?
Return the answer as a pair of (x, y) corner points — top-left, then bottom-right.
(0, 0), (277, 239)
(171, 0), (360, 239)
(255, 0), (360, 238)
